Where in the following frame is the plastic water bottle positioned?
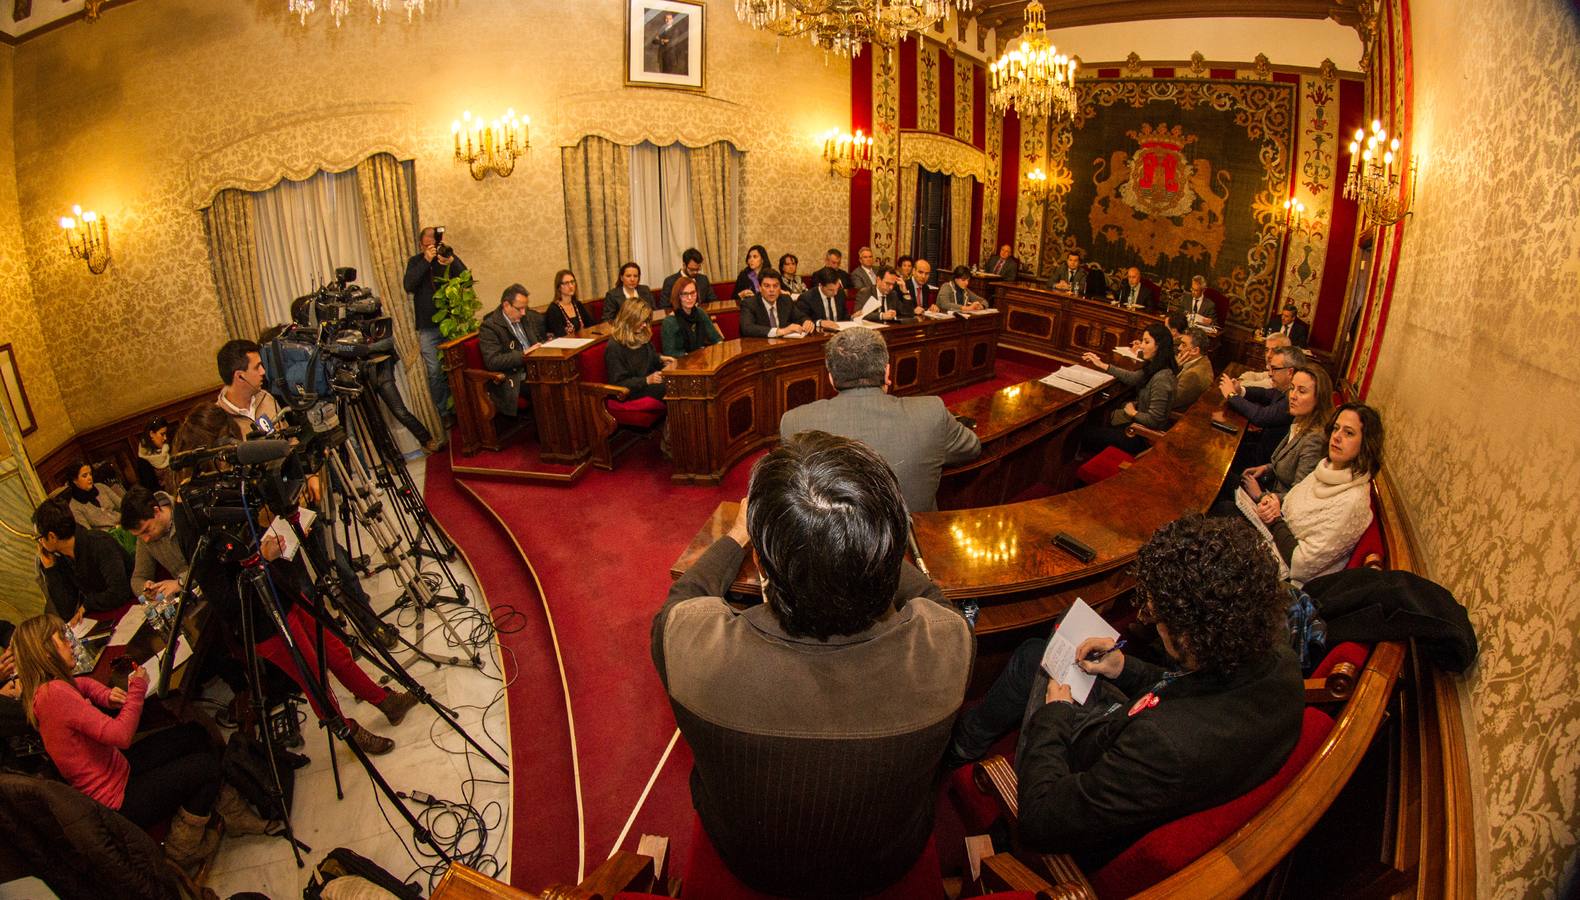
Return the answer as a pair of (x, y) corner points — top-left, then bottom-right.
(63, 624), (91, 673)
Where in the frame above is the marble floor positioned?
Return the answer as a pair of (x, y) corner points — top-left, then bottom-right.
(3, 455), (514, 900)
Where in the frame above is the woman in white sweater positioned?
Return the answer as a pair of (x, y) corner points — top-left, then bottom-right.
(1252, 403), (1383, 584)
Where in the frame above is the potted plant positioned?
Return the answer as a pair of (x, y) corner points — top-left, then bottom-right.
(433, 268), (482, 339)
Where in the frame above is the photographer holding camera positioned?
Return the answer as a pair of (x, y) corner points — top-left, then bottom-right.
(405, 226), (466, 420)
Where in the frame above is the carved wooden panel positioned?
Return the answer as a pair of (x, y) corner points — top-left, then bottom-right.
(935, 347), (958, 380)
(968, 337), (993, 372)
(780, 373), (820, 413)
(1006, 307), (1056, 340)
(725, 394), (754, 441)
(892, 350), (922, 390)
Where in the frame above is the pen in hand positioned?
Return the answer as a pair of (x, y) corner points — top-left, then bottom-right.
(1083, 638), (1127, 663)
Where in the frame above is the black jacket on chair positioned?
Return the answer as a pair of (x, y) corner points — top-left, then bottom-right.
(1304, 568), (1478, 672)
(477, 306), (546, 416)
(0, 773), (181, 900)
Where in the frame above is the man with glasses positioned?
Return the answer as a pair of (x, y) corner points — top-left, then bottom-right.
(661, 247), (712, 309)
(1216, 344), (1305, 468)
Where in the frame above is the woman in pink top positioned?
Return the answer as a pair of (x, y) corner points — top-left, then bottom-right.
(13, 614), (221, 866)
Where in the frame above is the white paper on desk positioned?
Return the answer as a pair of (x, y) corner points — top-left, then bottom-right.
(1040, 372), (1091, 394)
(776, 329), (808, 339)
(70, 617), (96, 639)
(541, 337), (595, 349)
(1040, 599), (1121, 704)
(923, 310), (954, 320)
(109, 608), (145, 647)
(839, 319), (887, 330)
(1112, 345), (1142, 361)
(856, 296), (882, 318)
(1235, 489), (1292, 581)
(1054, 364), (1115, 389)
(959, 307), (1000, 316)
(141, 636), (193, 693)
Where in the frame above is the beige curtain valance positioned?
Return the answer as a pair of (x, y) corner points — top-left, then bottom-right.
(898, 131), (988, 183)
(555, 92), (756, 152)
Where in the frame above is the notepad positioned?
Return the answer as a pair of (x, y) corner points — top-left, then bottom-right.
(1052, 364), (1115, 389)
(1112, 345), (1142, 361)
(541, 337), (595, 349)
(1235, 489), (1292, 581)
(141, 636), (193, 693)
(109, 607), (146, 647)
(1039, 372), (1091, 394)
(1040, 599), (1121, 704)
(70, 617), (96, 640)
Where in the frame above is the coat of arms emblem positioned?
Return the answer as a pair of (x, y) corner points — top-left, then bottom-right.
(1089, 122), (1233, 267)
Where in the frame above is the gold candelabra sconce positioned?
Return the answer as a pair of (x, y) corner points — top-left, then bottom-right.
(452, 109), (530, 181)
(821, 129), (872, 178)
(1344, 119), (1414, 227)
(59, 205), (110, 274)
(1281, 198), (1319, 239)
(1024, 167), (1052, 202)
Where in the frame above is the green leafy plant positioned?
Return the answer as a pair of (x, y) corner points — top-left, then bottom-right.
(433, 268), (482, 339)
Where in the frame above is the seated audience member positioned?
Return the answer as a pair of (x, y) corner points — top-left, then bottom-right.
(654, 431), (974, 897)
(215, 338), (281, 439)
(913, 258), (938, 306)
(780, 328), (980, 512)
(1079, 322), (1178, 455)
(738, 269), (810, 338)
(1172, 327), (1215, 411)
(544, 269), (595, 338)
(65, 461), (124, 532)
(119, 487), (188, 603)
(946, 514), (1302, 871)
(1218, 345), (1304, 468)
(33, 500), (133, 623)
(777, 253), (806, 299)
(133, 417), (177, 495)
(1114, 266), (1160, 311)
(478, 284), (546, 419)
(1178, 275), (1218, 325)
(1250, 404), (1383, 585)
(733, 244), (770, 301)
(660, 248), (712, 309)
(660, 276), (724, 356)
(11, 614), (235, 866)
(1239, 331), (1293, 389)
(1264, 303), (1310, 348)
(796, 268), (850, 333)
(1050, 250), (1089, 295)
(936, 265), (986, 312)
(605, 297), (676, 403)
(894, 255), (922, 308)
(860, 265), (920, 322)
(984, 243), (1019, 279)
(850, 245), (880, 294)
(602, 262), (657, 323)
(1244, 364), (1334, 503)
(815, 247), (855, 292)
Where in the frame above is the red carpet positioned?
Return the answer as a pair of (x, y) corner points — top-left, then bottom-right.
(427, 363), (1052, 890)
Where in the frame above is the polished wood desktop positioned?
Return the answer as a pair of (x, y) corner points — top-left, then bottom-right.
(662, 313), (1002, 485)
(669, 393), (1245, 635)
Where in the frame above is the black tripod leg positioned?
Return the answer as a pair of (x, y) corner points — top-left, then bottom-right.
(237, 573), (311, 868)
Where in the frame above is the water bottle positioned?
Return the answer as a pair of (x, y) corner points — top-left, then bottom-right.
(63, 624), (91, 673)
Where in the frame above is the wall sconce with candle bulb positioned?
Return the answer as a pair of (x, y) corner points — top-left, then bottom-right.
(1344, 119), (1414, 227)
(452, 109), (530, 180)
(59, 206), (110, 274)
(820, 129), (872, 178)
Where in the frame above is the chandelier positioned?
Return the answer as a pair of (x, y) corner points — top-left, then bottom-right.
(1344, 120), (1413, 226)
(288, 0), (425, 27)
(988, 0), (1078, 120)
(735, 0), (973, 60)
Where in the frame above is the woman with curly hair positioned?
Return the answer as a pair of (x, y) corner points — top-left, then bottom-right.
(944, 514), (1303, 870)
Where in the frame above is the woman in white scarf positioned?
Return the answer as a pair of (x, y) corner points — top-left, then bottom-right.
(133, 416), (178, 495)
(1249, 403), (1384, 584)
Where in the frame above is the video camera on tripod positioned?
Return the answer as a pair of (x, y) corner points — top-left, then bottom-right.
(172, 439), (302, 547)
(265, 267), (397, 411)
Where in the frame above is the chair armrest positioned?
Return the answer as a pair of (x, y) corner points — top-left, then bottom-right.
(979, 852), (1094, 900)
(464, 369), (507, 385)
(1124, 423), (1168, 443)
(1304, 661), (1360, 704)
(579, 381), (632, 401)
(974, 755), (1019, 829)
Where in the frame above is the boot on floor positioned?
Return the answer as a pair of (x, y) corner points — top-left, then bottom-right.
(347, 719), (395, 755)
(376, 690), (419, 727)
(164, 807), (221, 869)
(215, 785), (279, 836)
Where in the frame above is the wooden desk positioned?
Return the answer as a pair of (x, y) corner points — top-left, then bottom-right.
(669, 394), (1245, 634)
(663, 313), (1002, 485)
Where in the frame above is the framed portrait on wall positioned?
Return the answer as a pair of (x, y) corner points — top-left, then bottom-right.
(0, 345), (36, 437)
(625, 0), (705, 92)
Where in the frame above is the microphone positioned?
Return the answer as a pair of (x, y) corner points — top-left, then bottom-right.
(169, 439), (293, 470)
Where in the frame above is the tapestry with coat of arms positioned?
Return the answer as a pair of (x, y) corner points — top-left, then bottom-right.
(1043, 79), (1298, 328)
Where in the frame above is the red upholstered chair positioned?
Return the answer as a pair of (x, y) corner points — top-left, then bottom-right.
(713, 305), (741, 341)
(1075, 446), (1135, 485)
(586, 297), (605, 323)
(713, 280), (735, 303)
(1305, 641), (1372, 704)
(1346, 491), (1387, 570)
(576, 343), (665, 470)
(440, 332), (529, 455)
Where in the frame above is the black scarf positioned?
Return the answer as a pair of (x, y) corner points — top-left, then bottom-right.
(70, 483), (100, 505)
(674, 305), (707, 353)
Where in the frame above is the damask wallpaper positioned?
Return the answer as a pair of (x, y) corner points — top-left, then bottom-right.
(1365, 0), (1580, 896)
(4, 0), (849, 447)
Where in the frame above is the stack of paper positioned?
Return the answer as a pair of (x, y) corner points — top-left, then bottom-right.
(1041, 363), (1114, 394)
(141, 636), (193, 693)
(1038, 599), (1122, 703)
(837, 319), (887, 330)
(541, 337), (595, 349)
(922, 310), (954, 320)
(959, 307), (1000, 316)
(1112, 345), (1142, 361)
(109, 608), (145, 647)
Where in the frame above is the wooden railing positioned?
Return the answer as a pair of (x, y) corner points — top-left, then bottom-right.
(33, 387), (214, 492)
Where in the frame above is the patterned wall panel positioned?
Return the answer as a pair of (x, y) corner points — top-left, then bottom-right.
(1365, 0), (1580, 896)
(870, 46), (903, 260)
(1278, 70), (1342, 320)
(918, 42), (941, 133)
(954, 55), (975, 144)
(979, 101), (1004, 262)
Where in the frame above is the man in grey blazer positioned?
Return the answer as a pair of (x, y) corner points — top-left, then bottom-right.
(477, 283), (546, 416)
(850, 246), (880, 295)
(780, 328), (981, 512)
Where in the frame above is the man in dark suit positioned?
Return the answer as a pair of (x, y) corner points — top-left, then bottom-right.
(797, 268), (850, 333)
(814, 248), (855, 292)
(984, 244), (1019, 280)
(780, 328), (980, 512)
(911, 258), (938, 308)
(1049, 250), (1088, 296)
(1176, 276), (1219, 326)
(1264, 303), (1310, 348)
(477, 283), (546, 417)
(850, 246), (880, 295)
(859, 266), (919, 323)
(1218, 344), (1303, 468)
(1114, 266), (1161, 311)
(659, 247), (712, 308)
(738, 269), (810, 338)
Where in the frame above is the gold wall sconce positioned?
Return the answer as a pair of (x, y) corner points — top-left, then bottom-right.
(452, 109), (530, 180)
(60, 205), (110, 274)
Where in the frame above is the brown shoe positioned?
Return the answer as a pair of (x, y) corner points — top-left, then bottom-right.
(376, 690), (420, 727)
(422, 437), (447, 454)
(164, 807), (221, 868)
(215, 785), (278, 837)
(348, 719), (395, 755)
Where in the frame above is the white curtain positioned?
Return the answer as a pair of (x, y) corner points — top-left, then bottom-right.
(629, 141), (699, 286)
(252, 169), (381, 321)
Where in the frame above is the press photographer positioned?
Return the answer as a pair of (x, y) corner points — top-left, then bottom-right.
(406, 226), (466, 418)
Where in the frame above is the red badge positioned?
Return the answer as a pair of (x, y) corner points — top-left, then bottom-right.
(1128, 693), (1160, 717)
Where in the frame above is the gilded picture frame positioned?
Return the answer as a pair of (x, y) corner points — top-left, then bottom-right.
(625, 0), (705, 92)
(0, 344), (36, 437)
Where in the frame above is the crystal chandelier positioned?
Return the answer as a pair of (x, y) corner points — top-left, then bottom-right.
(736, 0), (973, 60)
(988, 0), (1078, 120)
(370, 0), (426, 24)
(289, 0), (426, 27)
(1344, 119), (1414, 227)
